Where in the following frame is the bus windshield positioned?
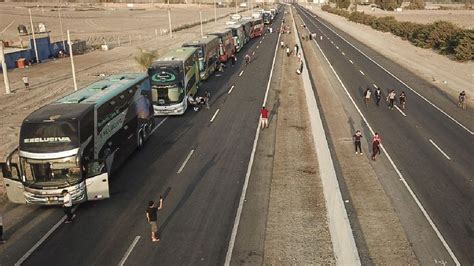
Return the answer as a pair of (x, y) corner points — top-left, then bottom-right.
(20, 155), (82, 187)
(149, 66), (185, 105)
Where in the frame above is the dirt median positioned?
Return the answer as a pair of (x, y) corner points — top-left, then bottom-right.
(293, 7), (418, 264)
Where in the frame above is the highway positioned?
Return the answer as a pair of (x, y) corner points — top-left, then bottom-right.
(0, 13), (283, 266)
(295, 5), (473, 264)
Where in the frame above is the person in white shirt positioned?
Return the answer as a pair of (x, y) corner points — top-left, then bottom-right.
(62, 190), (75, 223)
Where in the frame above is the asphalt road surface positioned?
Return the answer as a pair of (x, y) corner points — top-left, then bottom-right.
(295, 5), (473, 265)
(0, 13), (283, 266)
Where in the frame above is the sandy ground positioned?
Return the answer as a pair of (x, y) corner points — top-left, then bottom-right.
(262, 9), (334, 264)
(356, 4), (474, 29)
(294, 9), (418, 264)
(0, 4), (251, 203)
(306, 4), (473, 109)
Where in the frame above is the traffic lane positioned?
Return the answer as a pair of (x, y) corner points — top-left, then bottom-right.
(125, 20), (282, 265)
(297, 6), (473, 182)
(296, 6), (473, 263)
(298, 5), (474, 130)
(21, 21), (281, 266)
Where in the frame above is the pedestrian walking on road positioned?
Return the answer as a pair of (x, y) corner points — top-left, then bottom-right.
(230, 54), (236, 66)
(458, 90), (466, 109)
(294, 44), (299, 56)
(353, 130), (363, 154)
(260, 106), (269, 129)
(364, 87), (372, 107)
(296, 60), (304, 75)
(371, 132), (381, 161)
(286, 46), (291, 57)
(62, 190), (75, 223)
(22, 75), (29, 90)
(375, 88), (382, 106)
(0, 210), (6, 244)
(204, 90), (211, 109)
(399, 91), (406, 110)
(280, 40), (285, 48)
(146, 197), (163, 242)
(387, 90), (396, 110)
(244, 54), (251, 65)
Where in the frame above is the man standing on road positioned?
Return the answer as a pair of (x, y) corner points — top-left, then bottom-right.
(294, 44), (299, 56)
(230, 54), (236, 66)
(353, 130), (363, 155)
(375, 87), (382, 106)
(146, 197), (163, 242)
(364, 87), (372, 107)
(286, 46), (291, 57)
(0, 210), (6, 243)
(22, 75), (29, 90)
(458, 90), (466, 109)
(204, 90), (211, 110)
(371, 132), (381, 161)
(260, 106), (269, 129)
(62, 190), (75, 223)
(387, 90), (396, 110)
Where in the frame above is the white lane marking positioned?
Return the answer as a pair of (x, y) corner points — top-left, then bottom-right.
(118, 236), (141, 266)
(373, 83), (378, 89)
(349, 59), (353, 64)
(15, 206), (78, 266)
(429, 139), (451, 160)
(228, 85), (235, 94)
(359, 70), (365, 76)
(342, 52), (345, 55)
(307, 8), (473, 136)
(395, 105), (407, 117)
(256, 45), (259, 48)
(302, 8), (461, 265)
(210, 109), (220, 123)
(336, 46), (339, 49)
(259, 40), (262, 44)
(225, 14), (282, 266)
(239, 70), (244, 77)
(252, 51), (255, 56)
(177, 149), (195, 174)
(150, 117), (169, 135)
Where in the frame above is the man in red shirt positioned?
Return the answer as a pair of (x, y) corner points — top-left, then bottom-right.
(260, 106), (269, 129)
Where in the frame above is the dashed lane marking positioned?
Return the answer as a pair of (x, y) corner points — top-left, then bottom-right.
(239, 70), (244, 77)
(429, 139), (451, 160)
(349, 59), (353, 64)
(177, 149), (195, 174)
(359, 70), (365, 76)
(210, 109), (220, 123)
(228, 85), (235, 94)
(119, 236), (141, 266)
(395, 105), (407, 117)
(373, 84), (378, 89)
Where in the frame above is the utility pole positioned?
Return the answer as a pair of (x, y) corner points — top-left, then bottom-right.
(235, 0), (238, 14)
(0, 41), (11, 94)
(214, 0), (217, 23)
(67, 30), (78, 91)
(199, 7), (203, 37)
(58, 4), (66, 50)
(168, 0), (173, 38)
(28, 8), (40, 63)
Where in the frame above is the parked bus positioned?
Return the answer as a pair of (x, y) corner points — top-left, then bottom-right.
(209, 29), (236, 62)
(148, 47), (200, 115)
(247, 18), (264, 38)
(240, 21), (252, 43)
(182, 35), (220, 80)
(226, 24), (246, 52)
(262, 11), (272, 24)
(0, 74), (154, 205)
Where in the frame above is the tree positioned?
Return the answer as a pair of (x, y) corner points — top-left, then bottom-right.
(337, 0), (351, 9)
(135, 49), (158, 71)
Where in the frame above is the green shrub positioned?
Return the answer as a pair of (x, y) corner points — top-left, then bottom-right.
(427, 21), (461, 54)
(371, 16), (397, 32)
(454, 30), (473, 61)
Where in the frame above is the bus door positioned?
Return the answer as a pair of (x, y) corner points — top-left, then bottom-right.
(85, 160), (110, 201)
(0, 149), (26, 204)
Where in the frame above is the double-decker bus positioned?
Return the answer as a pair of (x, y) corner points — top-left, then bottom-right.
(209, 29), (236, 62)
(246, 18), (264, 38)
(262, 11), (272, 24)
(182, 35), (220, 80)
(148, 47), (200, 115)
(226, 24), (246, 52)
(0, 74), (154, 205)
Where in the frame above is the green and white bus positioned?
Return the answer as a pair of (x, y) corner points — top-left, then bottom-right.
(148, 47), (201, 115)
(0, 74), (154, 205)
(182, 35), (220, 80)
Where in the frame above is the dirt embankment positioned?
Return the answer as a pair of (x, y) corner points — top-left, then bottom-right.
(262, 9), (334, 264)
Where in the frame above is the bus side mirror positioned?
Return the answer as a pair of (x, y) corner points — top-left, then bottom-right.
(0, 163), (12, 178)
